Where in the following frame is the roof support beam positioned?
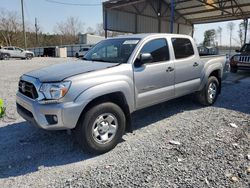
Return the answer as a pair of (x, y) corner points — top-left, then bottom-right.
(180, 3), (250, 16)
(192, 11), (250, 24)
(196, 0), (234, 15)
(104, 0), (145, 9)
(232, 0), (244, 16)
(161, 0), (192, 25)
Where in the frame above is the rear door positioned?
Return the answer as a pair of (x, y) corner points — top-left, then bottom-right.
(171, 37), (202, 97)
(134, 38), (175, 109)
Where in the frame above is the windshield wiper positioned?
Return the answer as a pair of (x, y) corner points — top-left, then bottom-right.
(92, 59), (118, 63)
(82, 57), (90, 61)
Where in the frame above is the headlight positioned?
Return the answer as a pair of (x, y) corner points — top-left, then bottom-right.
(233, 56), (240, 61)
(40, 81), (71, 100)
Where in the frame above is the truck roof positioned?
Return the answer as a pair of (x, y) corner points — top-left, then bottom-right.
(111, 33), (192, 40)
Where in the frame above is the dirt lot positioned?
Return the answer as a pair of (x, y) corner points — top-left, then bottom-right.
(0, 58), (249, 188)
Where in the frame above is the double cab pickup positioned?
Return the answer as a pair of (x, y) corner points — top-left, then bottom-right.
(16, 34), (229, 153)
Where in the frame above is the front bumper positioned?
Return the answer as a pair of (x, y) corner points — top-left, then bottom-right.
(237, 63), (250, 70)
(16, 92), (83, 130)
(230, 60), (250, 71)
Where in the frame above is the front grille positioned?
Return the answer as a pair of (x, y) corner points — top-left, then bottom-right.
(18, 80), (38, 99)
(239, 56), (250, 63)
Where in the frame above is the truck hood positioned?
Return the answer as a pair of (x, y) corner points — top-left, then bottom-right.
(24, 60), (120, 82)
(25, 50), (34, 54)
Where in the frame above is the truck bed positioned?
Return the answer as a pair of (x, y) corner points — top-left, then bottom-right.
(200, 54), (230, 79)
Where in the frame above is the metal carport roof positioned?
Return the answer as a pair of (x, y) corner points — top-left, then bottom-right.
(103, 0), (250, 41)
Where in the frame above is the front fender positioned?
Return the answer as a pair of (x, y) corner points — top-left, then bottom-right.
(75, 80), (135, 113)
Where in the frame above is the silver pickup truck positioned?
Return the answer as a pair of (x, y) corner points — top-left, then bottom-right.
(16, 34), (229, 154)
(0, 46), (34, 60)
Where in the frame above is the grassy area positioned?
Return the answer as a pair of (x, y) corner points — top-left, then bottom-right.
(0, 99), (5, 118)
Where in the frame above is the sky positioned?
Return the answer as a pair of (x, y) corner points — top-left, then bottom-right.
(0, 0), (247, 46)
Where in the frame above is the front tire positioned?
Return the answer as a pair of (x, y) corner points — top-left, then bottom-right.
(197, 76), (219, 106)
(25, 53), (33, 60)
(75, 102), (126, 154)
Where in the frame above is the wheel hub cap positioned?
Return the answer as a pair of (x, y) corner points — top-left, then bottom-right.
(208, 82), (217, 100)
(98, 121), (109, 134)
(92, 113), (118, 144)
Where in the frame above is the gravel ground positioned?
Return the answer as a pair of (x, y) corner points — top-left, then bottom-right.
(0, 58), (249, 188)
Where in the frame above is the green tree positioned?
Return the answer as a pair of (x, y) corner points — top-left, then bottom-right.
(216, 26), (222, 46)
(203, 29), (216, 46)
(0, 99), (5, 118)
(238, 20), (250, 46)
(227, 22), (235, 54)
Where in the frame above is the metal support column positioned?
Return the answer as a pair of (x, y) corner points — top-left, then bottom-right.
(21, 0), (27, 49)
(191, 24), (194, 37)
(135, 14), (138, 33)
(244, 18), (248, 44)
(157, 0), (162, 33)
(104, 9), (108, 38)
(170, 0), (174, 33)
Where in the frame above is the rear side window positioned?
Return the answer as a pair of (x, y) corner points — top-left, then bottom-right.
(139, 38), (169, 63)
(172, 38), (194, 59)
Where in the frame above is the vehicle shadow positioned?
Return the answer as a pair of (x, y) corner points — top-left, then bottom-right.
(215, 71), (250, 115)
(131, 96), (201, 131)
(0, 121), (90, 178)
(0, 96), (201, 179)
(0, 72), (249, 179)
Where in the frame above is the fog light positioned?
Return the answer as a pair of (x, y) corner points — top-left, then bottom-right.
(45, 115), (58, 125)
(53, 115), (58, 122)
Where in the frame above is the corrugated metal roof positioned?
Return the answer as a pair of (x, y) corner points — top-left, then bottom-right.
(104, 0), (250, 24)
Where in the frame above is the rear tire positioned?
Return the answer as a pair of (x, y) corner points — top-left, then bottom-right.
(75, 102), (126, 154)
(230, 66), (238, 73)
(197, 76), (219, 106)
(75, 53), (79, 58)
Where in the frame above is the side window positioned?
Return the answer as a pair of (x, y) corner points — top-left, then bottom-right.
(15, 48), (22, 52)
(171, 38), (194, 59)
(139, 38), (169, 63)
(7, 47), (14, 50)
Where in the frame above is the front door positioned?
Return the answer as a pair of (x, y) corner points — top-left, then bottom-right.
(133, 38), (175, 109)
(14, 47), (25, 58)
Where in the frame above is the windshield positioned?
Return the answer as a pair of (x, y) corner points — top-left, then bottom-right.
(240, 44), (250, 53)
(84, 38), (140, 63)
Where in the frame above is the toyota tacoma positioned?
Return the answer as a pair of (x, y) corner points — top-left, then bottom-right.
(16, 34), (229, 154)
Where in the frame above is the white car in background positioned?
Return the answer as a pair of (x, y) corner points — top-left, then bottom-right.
(75, 47), (91, 58)
(0, 46), (34, 60)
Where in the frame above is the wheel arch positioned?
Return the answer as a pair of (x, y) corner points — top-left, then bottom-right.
(76, 91), (132, 132)
(200, 62), (223, 93)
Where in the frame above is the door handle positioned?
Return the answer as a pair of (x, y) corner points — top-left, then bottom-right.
(193, 62), (199, 67)
(166, 67), (174, 72)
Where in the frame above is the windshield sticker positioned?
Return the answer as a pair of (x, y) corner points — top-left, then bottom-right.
(123, 40), (139, 45)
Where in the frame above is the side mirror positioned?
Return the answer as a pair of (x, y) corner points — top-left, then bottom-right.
(134, 53), (153, 67)
(235, 49), (240, 53)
